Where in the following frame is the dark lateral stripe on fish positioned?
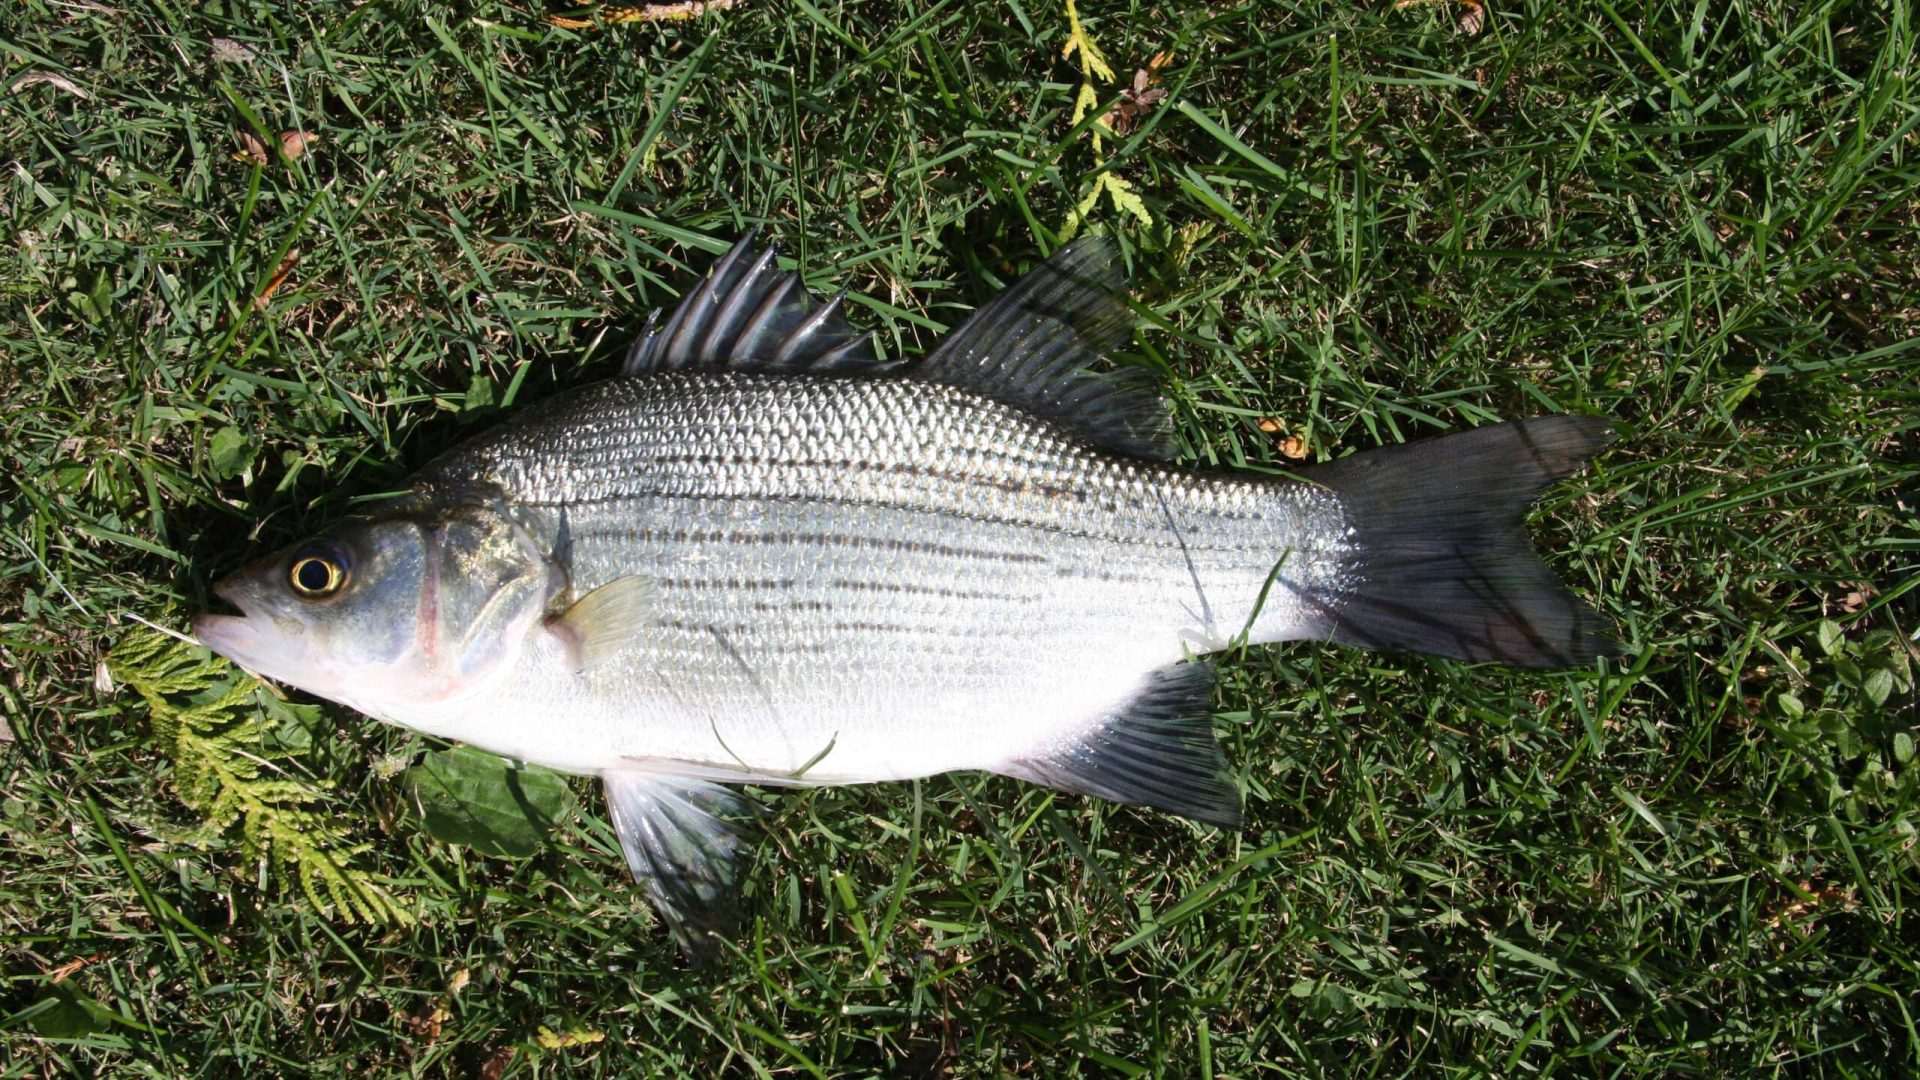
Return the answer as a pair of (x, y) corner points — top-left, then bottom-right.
(654, 577), (798, 593)
(564, 490), (1282, 558)
(823, 579), (1034, 604)
(1054, 564), (1160, 585)
(585, 522), (1200, 589)
(546, 452), (1279, 533)
(646, 576), (1031, 605)
(654, 617), (992, 641)
(749, 599), (833, 613)
(581, 525), (1053, 566)
(516, 450), (1079, 501)
(825, 620), (999, 638)
(648, 630), (836, 654)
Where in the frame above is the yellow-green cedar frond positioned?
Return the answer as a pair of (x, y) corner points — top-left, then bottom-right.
(1101, 173), (1154, 226)
(1060, 180), (1106, 242)
(1055, 2), (1153, 234)
(1070, 82), (1108, 153)
(1060, 0), (1114, 82)
(1062, 173), (1155, 241)
(107, 627), (415, 926)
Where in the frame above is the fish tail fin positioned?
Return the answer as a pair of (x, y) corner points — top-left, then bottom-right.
(1302, 417), (1619, 668)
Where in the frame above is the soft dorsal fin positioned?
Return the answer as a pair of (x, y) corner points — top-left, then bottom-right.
(623, 232), (894, 376)
(915, 237), (1174, 459)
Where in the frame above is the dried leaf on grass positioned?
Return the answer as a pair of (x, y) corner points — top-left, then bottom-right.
(1765, 880), (1858, 931)
(234, 131), (270, 165)
(234, 130), (318, 166)
(209, 38), (259, 64)
(478, 1048), (516, 1080)
(548, 0), (737, 28)
(1104, 50), (1172, 136)
(12, 72), (92, 99)
(1458, 0), (1486, 36)
(1256, 419), (1310, 461)
(1392, 0), (1487, 35)
(48, 953), (104, 984)
(1280, 435), (1309, 461)
(254, 251), (300, 311)
(279, 130), (320, 160)
(405, 1004), (452, 1042)
(400, 967), (473, 1044)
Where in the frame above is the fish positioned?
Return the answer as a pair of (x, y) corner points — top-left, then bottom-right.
(193, 232), (1617, 957)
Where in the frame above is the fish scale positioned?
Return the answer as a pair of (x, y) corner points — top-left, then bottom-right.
(195, 233), (1616, 958)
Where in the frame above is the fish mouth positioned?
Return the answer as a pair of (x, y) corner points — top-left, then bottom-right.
(191, 580), (276, 671)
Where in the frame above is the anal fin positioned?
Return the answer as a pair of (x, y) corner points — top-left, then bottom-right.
(602, 767), (758, 962)
(999, 662), (1241, 827)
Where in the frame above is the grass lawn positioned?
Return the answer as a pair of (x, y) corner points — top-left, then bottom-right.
(4, 0), (1917, 1073)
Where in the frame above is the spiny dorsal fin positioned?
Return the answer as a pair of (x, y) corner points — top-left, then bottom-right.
(915, 237), (1174, 460)
(999, 661), (1240, 826)
(623, 232), (893, 376)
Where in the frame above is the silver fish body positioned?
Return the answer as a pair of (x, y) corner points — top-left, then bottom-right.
(195, 233), (1615, 956)
(402, 371), (1349, 781)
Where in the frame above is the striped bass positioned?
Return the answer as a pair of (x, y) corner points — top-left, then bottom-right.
(194, 233), (1616, 956)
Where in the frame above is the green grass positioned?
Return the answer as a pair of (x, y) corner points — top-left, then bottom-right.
(3, 0), (1917, 1073)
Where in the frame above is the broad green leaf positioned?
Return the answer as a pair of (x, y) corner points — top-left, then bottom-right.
(209, 425), (255, 480)
(407, 746), (571, 859)
(1862, 668), (1894, 707)
(464, 371), (495, 412)
(257, 692), (321, 753)
(25, 985), (114, 1038)
(1816, 619), (1843, 657)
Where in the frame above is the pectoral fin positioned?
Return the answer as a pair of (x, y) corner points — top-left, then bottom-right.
(549, 576), (653, 671)
(602, 767), (757, 962)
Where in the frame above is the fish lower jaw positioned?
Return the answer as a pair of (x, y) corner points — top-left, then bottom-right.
(192, 612), (293, 683)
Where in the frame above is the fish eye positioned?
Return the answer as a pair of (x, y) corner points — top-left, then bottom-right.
(287, 547), (349, 599)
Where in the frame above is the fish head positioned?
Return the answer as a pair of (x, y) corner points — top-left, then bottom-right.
(193, 504), (560, 713)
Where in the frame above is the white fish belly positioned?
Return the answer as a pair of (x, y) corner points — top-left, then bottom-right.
(401, 490), (1347, 781)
